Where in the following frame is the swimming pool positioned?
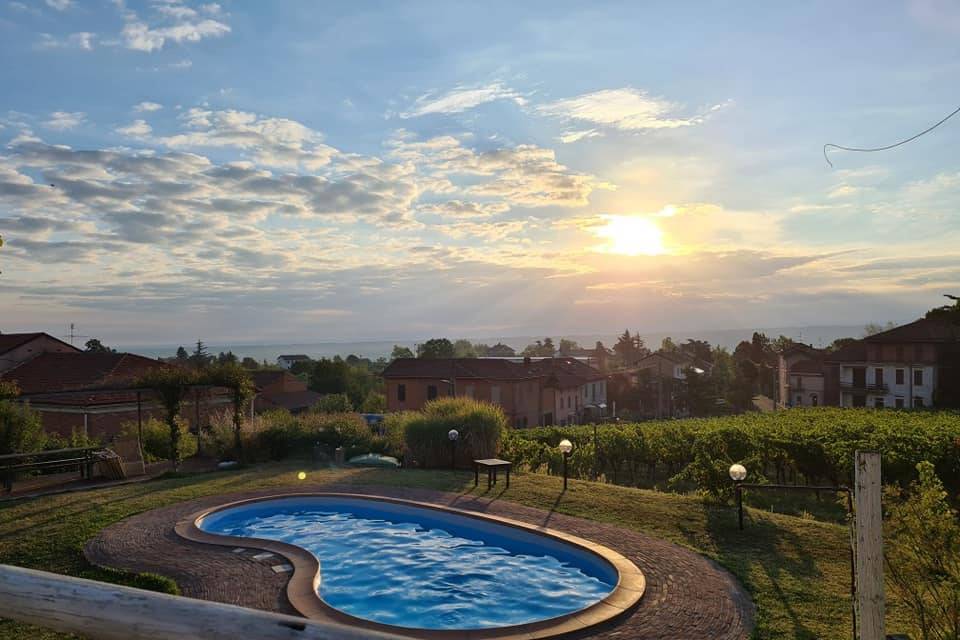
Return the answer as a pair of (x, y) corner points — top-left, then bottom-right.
(186, 494), (644, 635)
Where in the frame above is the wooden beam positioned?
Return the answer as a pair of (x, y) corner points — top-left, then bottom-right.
(854, 450), (885, 640)
(0, 564), (404, 640)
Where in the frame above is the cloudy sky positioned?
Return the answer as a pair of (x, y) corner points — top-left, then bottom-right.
(1, 0), (959, 344)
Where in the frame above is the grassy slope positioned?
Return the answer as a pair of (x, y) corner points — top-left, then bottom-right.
(0, 464), (910, 639)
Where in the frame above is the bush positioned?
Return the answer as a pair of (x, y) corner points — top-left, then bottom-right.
(885, 461), (960, 640)
(401, 398), (508, 468)
(123, 417), (197, 463)
(0, 400), (45, 455)
(316, 393), (353, 413)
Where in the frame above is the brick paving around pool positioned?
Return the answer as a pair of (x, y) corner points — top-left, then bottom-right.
(84, 484), (754, 639)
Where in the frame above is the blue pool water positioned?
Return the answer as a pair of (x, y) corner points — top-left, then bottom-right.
(199, 496), (616, 629)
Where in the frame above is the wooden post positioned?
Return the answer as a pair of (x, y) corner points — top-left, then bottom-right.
(0, 564), (404, 640)
(855, 450), (885, 640)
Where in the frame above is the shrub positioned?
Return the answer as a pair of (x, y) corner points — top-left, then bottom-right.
(401, 398), (508, 468)
(123, 417), (197, 463)
(0, 400), (45, 455)
(885, 461), (960, 640)
(316, 393), (353, 413)
(360, 391), (386, 413)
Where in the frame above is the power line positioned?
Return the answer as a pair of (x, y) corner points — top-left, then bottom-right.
(823, 103), (960, 167)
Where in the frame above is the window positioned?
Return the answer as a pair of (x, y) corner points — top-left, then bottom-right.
(914, 369), (923, 386)
(895, 397), (904, 408)
(895, 369), (904, 385)
(913, 396), (923, 408)
(591, 383), (597, 400)
(491, 385), (501, 404)
(874, 368), (883, 386)
(796, 395), (802, 405)
(810, 394), (818, 407)
(874, 397), (884, 409)
(397, 384), (406, 402)
(427, 385), (438, 400)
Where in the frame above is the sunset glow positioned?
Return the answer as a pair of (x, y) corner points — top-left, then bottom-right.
(594, 215), (665, 256)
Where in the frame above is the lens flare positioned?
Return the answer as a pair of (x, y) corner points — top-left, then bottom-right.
(297, 471), (307, 480)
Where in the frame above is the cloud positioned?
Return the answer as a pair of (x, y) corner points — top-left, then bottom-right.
(36, 32), (96, 50)
(134, 101), (163, 113)
(538, 88), (729, 139)
(116, 119), (153, 137)
(43, 111), (85, 130)
(44, 0), (72, 10)
(399, 83), (525, 118)
(120, 4), (230, 52)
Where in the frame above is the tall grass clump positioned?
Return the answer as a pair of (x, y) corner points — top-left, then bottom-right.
(401, 398), (508, 468)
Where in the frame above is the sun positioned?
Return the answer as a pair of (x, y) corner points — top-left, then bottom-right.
(594, 215), (665, 256)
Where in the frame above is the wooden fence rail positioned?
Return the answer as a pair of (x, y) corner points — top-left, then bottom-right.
(0, 564), (406, 640)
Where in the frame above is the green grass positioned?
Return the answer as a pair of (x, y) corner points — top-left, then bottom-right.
(0, 463), (912, 639)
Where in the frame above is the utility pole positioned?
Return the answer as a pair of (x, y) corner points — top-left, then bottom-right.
(855, 451), (885, 640)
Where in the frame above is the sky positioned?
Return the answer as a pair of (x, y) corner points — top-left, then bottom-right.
(1, 0), (959, 345)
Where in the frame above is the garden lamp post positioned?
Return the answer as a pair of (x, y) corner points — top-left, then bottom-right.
(559, 439), (573, 491)
(448, 429), (459, 471)
(728, 463), (747, 530)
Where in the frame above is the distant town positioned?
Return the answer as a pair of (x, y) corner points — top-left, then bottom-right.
(2, 296), (957, 442)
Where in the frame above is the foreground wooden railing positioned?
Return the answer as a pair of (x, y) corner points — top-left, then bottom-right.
(0, 564), (405, 640)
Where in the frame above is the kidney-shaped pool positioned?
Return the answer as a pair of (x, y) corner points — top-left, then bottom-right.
(192, 494), (642, 633)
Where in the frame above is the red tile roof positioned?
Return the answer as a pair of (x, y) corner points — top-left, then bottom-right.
(790, 358), (824, 375)
(1, 352), (170, 395)
(528, 357), (604, 389)
(864, 317), (960, 343)
(0, 332), (78, 355)
(382, 358), (540, 380)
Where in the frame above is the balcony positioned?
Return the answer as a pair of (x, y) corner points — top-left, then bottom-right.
(840, 382), (888, 394)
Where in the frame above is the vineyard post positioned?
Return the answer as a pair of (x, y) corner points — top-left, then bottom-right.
(854, 450), (884, 640)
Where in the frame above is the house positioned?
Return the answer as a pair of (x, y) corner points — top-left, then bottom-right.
(825, 317), (960, 409)
(528, 357), (607, 425)
(777, 344), (827, 408)
(382, 358), (543, 428)
(277, 354), (311, 370)
(631, 350), (712, 418)
(251, 370), (322, 414)
(0, 332), (80, 374)
(0, 341), (232, 439)
(381, 357), (608, 427)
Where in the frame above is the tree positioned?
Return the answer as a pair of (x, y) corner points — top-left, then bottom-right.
(522, 338), (555, 357)
(202, 362), (255, 460)
(241, 356), (259, 369)
(558, 338), (581, 356)
(863, 321), (896, 337)
(175, 346), (189, 361)
(216, 351), (238, 365)
(84, 338), (115, 353)
(189, 340), (212, 368)
(391, 345), (414, 359)
(135, 367), (198, 469)
(613, 330), (646, 364)
(360, 390), (386, 413)
(679, 339), (712, 364)
(417, 338), (455, 359)
(661, 336), (678, 352)
(452, 339), (477, 358)
(316, 393), (353, 414)
(0, 393), (44, 455)
(885, 461), (960, 640)
(485, 342), (516, 357)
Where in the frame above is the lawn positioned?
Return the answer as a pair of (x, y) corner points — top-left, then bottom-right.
(0, 463), (912, 639)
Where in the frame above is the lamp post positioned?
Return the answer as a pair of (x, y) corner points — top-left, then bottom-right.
(728, 463), (747, 530)
(559, 439), (573, 491)
(448, 429), (459, 471)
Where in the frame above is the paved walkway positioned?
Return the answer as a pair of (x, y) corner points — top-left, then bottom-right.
(85, 484), (754, 639)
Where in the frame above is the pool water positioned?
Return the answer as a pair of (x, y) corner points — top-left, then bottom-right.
(199, 497), (616, 629)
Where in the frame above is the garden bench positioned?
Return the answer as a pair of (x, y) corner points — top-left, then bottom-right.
(473, 458), (512, 489)
(0, 447), (101, 493)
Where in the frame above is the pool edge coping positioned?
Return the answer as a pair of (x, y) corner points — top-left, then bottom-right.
(175, 491), (646, 640)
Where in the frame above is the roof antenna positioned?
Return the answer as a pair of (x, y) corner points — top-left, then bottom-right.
(63, 323), (89, 346)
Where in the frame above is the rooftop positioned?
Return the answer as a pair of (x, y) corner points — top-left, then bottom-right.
(382, 358), (540, 380)
(863, 317), (960, 343)
(1, 352), (169, 395)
